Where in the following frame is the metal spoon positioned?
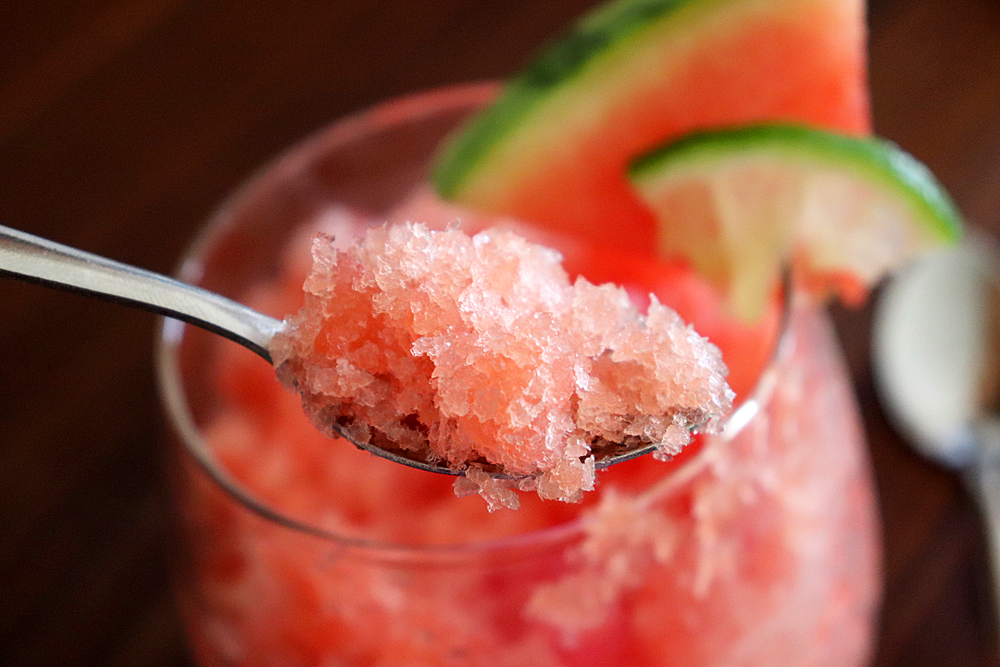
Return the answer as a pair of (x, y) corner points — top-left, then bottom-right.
(872, 235), (1000, 620)
(0, 222), (680, 477)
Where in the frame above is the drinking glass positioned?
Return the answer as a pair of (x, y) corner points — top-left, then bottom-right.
(157, 82), (881, 667)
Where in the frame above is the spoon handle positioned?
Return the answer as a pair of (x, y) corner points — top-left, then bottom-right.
(967, 418), (1000, 642)
(0, 224), (281, 361)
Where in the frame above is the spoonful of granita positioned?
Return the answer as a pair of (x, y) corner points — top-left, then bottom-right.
(0, 221), (733, 504)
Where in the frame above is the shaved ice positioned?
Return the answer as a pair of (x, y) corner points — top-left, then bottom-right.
(269, 222), (733, 505)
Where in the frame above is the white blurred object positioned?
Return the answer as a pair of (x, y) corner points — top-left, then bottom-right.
(873, 232), (1000, 633)
(873, 235), (999, 468)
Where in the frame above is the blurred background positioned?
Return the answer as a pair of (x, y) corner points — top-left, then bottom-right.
(1, 0), (998, 665)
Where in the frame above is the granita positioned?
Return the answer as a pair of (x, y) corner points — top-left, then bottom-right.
(162, 0), (884, 661)
(163, 93), (879, 662)
(269, 222), (734, 507)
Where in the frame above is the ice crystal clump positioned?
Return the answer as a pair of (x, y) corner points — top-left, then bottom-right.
(271, 222), (733, 506)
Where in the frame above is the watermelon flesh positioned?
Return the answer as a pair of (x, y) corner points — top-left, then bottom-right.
(183, 198), (875, 666)
(433, 0), (870, 254)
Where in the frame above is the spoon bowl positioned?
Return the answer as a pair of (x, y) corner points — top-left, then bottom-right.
(873, 236), (1000, 466)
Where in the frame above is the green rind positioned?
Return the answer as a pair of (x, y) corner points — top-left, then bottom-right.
(432, 0), (703, 199)
(629, 124), (963, 243)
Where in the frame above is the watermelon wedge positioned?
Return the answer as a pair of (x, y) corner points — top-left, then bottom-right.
(433, 0), (870, 253)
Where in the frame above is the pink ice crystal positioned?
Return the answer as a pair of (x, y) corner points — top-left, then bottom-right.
(270, 222), (733, 506)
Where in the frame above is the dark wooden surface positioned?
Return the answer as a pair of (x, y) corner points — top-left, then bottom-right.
(1, 1), (998, 665)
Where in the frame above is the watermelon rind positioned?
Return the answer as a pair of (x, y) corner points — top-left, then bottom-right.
(433, 0), (705, 199)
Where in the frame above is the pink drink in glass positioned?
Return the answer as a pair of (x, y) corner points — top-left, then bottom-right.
(157, 84), (881, 667)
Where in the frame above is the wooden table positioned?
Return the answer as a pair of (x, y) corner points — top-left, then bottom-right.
(1, 1), (998, 665)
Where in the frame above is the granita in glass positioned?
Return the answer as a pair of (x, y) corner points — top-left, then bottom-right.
(157, 84), (881, 667)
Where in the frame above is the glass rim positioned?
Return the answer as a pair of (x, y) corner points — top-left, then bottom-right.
(154, 81), (796, 564)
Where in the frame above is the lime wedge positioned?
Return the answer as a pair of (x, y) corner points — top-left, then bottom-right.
(628, 124), (963, 320)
